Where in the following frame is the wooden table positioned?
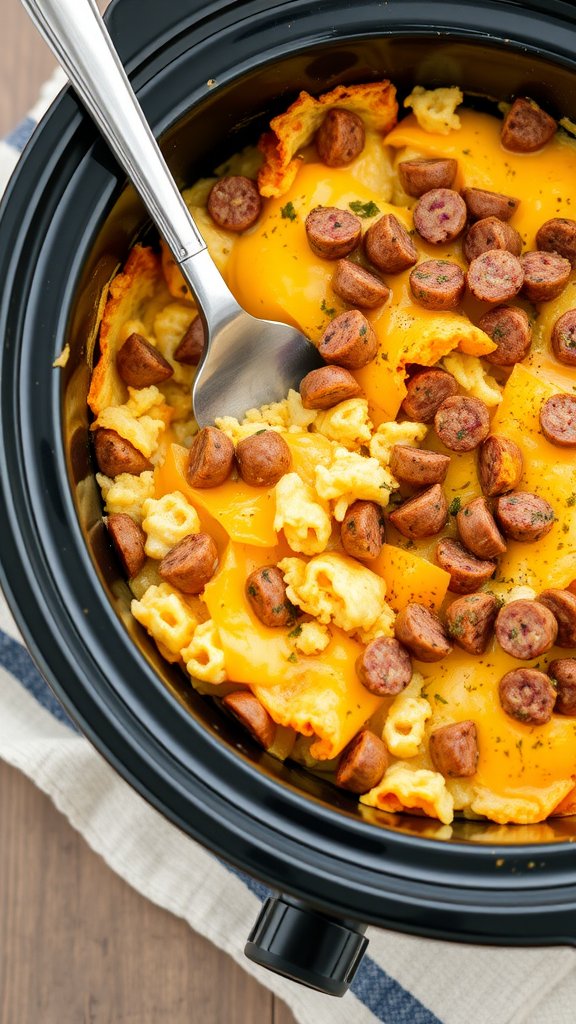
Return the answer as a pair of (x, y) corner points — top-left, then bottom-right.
(0, 3), (296, 1020)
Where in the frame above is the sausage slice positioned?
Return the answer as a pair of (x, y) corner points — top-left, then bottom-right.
(388, 484), (448, 539)
(501, 98), (557, 153)
(94, 429), (151, 477)
(463, 217), (522, 264)
(537, 589), (576, 648)
(364, 213), (418, 274)
(174, 317), (205, 365)
(495, 491), (555, 542)
(335, 729), (388, 794)
(106, 513), (146, 579)
(467, 250), (524, 303)
(436, 539), (495, 594)
(430, 720), (479, 777)
(341, 500), (386, 560)
(434, 395), (490, 452)
(117, 332), (174, 387)
(413, 189), (467, 244)
(246, 565), (294, 627)
(499, 668), (557, 725)
(389, 446), (450, 487)
(456, 496), (506, 559)
(520, 251), (571, 303)
(305, 206), (362, 259)
(540, 394), (576, 448)
(299, 365), (362, 410)
(401, 368), (459, 422)
(461, 187), (520, 223)
(495, 599), (558, 659)
(159, 533), (219, 594)
(316, 108), (366, 167)
(318, 309), (378, 369)
(479, 306), (532, 367)
(548, 659), (576, 716)
(536, 217), (576, 267)
(236, 431), (291, 488)
(222, 691), (276, 748)
(445, 593), (498, 655)
(409, 260), (465, 310)
(398, 158), (458, 198)
(207, 176), (262, 231)
(187, 426), (235, 488)
(394, 603), (453, 662)
(478, 435), (523, 496)
(551, 309), (576, 366)
(356, 636), (412, 696)
(332, 260), (390, 309)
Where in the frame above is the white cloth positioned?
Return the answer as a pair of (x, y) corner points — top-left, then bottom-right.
(1, 69), (575, 1024)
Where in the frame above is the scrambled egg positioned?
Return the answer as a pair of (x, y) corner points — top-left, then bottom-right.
(292, 621), (331, 655)
(383, 673), (431, 758)
(141, 491), (200, 559)
(181, 620), (227, 684)
(274, 473), (332, 555)
(93, 386), (168, 458)
(355, 605), (396, 644)
(404, 86), (463, 135)
(315, 398), (372, 449)
(315, 447), (396, 521)
(96, 471), (155, 520)
(279, 552), (387, 633)
(361, 761), (455, 825)
(153, 303), (196, 386)
(369, 421), (428, 466)
(131, 582), (198, 656)
(442, 352), (502, 406)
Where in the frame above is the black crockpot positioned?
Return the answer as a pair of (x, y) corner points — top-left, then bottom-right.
(2, 0), (576, 996)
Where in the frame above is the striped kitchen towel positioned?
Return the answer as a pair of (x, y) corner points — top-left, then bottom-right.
(1, 69), (576, 1024)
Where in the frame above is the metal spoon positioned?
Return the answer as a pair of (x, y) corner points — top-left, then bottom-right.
(22, 0), (322, 426)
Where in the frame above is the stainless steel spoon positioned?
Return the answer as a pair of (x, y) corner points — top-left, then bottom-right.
(22, 0), (322, 426)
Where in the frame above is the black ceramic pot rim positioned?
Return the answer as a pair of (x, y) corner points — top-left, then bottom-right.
(2, 0), (576, 940)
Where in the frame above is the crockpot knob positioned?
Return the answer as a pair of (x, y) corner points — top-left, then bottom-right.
(244, 896), (368, 997)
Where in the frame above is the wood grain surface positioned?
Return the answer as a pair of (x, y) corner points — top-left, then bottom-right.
(0, 2), (297, 1020)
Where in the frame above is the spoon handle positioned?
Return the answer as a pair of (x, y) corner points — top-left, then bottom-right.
(21, 0), (206, 265)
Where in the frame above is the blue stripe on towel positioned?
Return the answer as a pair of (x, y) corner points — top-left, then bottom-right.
(0, 629), (77, 728)
(4, 115), (36, 151)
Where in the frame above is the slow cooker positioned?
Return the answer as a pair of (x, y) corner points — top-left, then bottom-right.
(2, 0), (576, 997)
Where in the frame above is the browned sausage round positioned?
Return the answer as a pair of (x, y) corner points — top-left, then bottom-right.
(479, 306), (532, 367)
(299, 365), (362, 410)
(332, 259), (390, 309)
(388, 484), (447, 539)
(467, 250), (524, 303)
(117, 332), (174, 387)
(436, 538), (495, 594)
(355, 636), (413, 695)
(341, 500), (386, 560)
(536, 217), (576, 267)
(461, 187), (520, 223)
(434, 395), (490, 453)
(398, 158), (458, 197)
(537, 588), (576, 647)
(174, 317), (205, 365)
(94, 429), (151, 477)
(499, 668), (557, 724)
(445, 593), (498, 655)
(335, 728), (388, 794)
(548, 659), (576, 716)
(463, 216), (522, 264)
(318, 309), (378, 369)
(539, 394), (576, 448)
(222, 691), (276, 748)
(456, 496), (506, 559)
(520, 251), (571, 303)
(389, 446), (450, 487)
(236, 431), (291, 488)
(401, 368), (459, 422)
(495, 491), (555, 542)
(207, 176), (262, 231)
(501, 97), (557, 153)
(106, 513), (146, 579)
(316, 108), (366, 167)
(305, 206), (362, 259)
(394, 603), (453, 662)
(551, 309), (576, 366)
(478, 435), (524, 496)
(364, 213), (418, 274)
(245, 565), (294, 627)
(495, 599), (558, 659)
(159, 532), (219, 594)
(409, 260), (465, 310)
(429, 720), (479, 777)
(413, 188), (467, 244)
(186, 426), (235, 488)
